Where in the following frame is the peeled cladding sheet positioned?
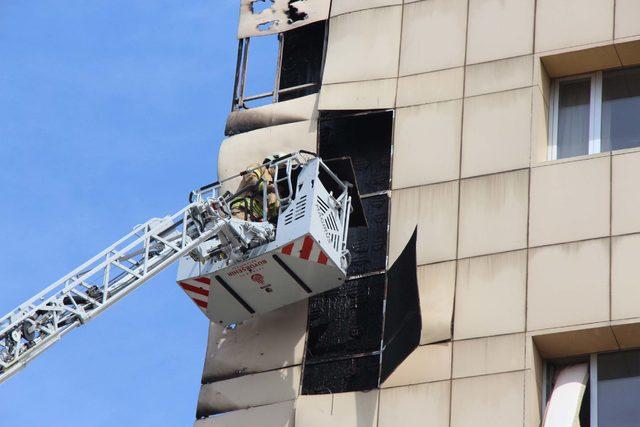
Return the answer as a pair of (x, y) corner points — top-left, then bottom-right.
(238, 0), (330, 38)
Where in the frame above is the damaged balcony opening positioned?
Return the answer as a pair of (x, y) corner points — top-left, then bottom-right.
(232, 21), (326, 110)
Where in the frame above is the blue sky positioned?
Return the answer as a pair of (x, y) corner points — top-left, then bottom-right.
(0, 2), (261, 425)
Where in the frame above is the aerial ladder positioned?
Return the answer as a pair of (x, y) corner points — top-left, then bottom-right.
(0, 151), (359, 384)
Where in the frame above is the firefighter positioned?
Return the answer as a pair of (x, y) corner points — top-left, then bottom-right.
(230, 154), (282, 222)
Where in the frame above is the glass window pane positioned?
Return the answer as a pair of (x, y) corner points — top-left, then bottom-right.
(598, 349), (640, 427)
(556, 78), (591, 159)
(602, 67), (640, 151)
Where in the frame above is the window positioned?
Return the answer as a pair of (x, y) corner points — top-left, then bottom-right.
(545, 349), (640, 427)
(549, 66), (640, 160)
(232, 21), (326, 110)
(595, 350), (640, 426)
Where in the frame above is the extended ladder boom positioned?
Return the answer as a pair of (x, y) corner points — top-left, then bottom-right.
(0, 151), (349, 385)
(0, 201), (221, 384)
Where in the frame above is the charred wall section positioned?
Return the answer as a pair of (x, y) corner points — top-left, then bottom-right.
(302, 111), (388, 394)
(301, 110), (421, 395)
(317, 111), (392, 195)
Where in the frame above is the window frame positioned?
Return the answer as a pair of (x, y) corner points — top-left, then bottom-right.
(231, 21), (328, 111)
(548, 71), (604, 160)
(590, 353), (598, 426)
(544, 350), (640, 427)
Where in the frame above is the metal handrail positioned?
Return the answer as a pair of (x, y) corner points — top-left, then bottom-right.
(190, 151), (350, 230)
(238, 82), (319, 106)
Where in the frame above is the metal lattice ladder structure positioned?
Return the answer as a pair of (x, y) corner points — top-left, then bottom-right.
(0, 151), (354, 385)
(0, 202), (225, 384)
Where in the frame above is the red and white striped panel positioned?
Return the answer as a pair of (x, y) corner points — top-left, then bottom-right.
(177, 276), (210, 312)
(280, 235), (329, 265)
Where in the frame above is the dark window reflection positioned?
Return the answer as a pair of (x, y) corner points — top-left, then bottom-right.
(598, 349), (640, 427)
(557, 78), (591, 159)
(601, 67), (640, 152)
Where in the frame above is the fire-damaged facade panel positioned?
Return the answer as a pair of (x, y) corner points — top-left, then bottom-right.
(237, 0), (330, 38)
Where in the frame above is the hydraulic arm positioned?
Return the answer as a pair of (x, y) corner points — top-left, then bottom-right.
(0, 151), (355, 385)
(0, 197), (259, 384)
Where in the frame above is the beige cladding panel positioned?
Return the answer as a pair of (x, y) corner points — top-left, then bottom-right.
(217, 120), (316, 192)
(389, 181), (459, 266)
(322, 7), (402, 84)
(393, 100), (462, 189)
(396, 67), (464, 108)
(237, 0), (330, 38)
(194, 401), (295, 427)
(466, 0), (535, 64)
(461, 88), (533, 178)
(524, 337), (544, 427)
(399, 0), (468, 76)
(612, 321), (640, 349)
(295, 391), (379, 427)
(615, 0), (640, 40)
(531, 86), (550, 165)
(533, 55), (551, 103)
(331, 0), (402, 17)
(201, 301), (307, 382)
(453, 333), (526, 379)
(318, 79), (397, 110)
(225, 93), (318, 136)
(532, 325), (618, 359)
(613, 151), (640, 235)
(464, 55), (533, 98)
(451, 371), (525, 427)
(388, 187), (419, 267)
(541, 44), (621, 78)
(381, 342), (452, 388)
(197, 366), (300, 415)
(534, 57), (551, 103)
(418, 261), (455, 344)
(378, 381), (451, 427)
(569, 45), (623, 78)
(458, 170), (529, 258)
(535, 0), (614, 53)
(529, 156), (610, 247)
(612, 234), (640, 320)
(525, 368), (543, 427)
(615, 40), (640, 67)
(527, 239), (610, 331)
(454, 250), (527, 340)
(525, 334), (544, 373)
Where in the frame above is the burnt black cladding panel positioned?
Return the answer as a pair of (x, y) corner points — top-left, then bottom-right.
(346, 195), (389, 276)
(305, 274), (385, 363)
(301, 232), (422, 394)
(380, 229), (421, 383)
(318, 111), (392, 195)
(301, 355), (380, 395)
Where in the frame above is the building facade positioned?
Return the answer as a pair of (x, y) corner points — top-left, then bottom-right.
(195, 1), (640, 426)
